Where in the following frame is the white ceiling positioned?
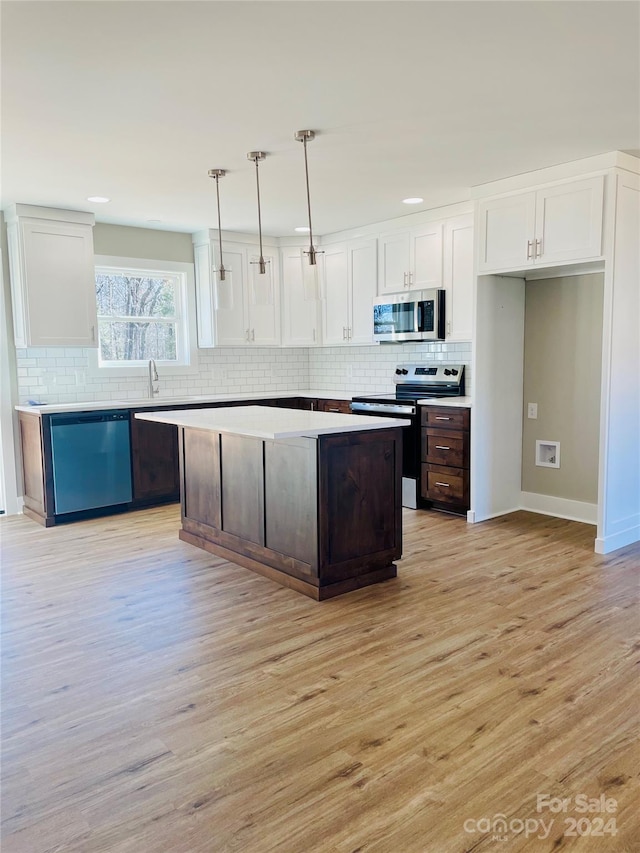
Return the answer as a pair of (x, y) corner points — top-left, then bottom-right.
(2, 1), (639, 238)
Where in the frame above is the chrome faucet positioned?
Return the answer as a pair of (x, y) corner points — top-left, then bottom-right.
(148, 359), (160, 399)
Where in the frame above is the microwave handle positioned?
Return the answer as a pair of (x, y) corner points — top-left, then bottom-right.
(416, 301), (423, 331)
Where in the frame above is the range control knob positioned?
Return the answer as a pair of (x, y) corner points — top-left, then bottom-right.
(401, 369), (408, 375)
(451, 368), (459, 376)
(395, 369), (403, 375)
(444, 369), (452, 376)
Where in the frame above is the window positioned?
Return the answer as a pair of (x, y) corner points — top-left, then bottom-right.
(94, 262), (191, 367)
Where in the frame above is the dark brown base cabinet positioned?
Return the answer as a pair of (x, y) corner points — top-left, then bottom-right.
(178, 426), (403, 600)
(420, 406), (471, 515)
(17, 397), (355, 527)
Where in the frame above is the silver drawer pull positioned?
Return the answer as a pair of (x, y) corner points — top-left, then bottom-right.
(435, 445), (450, 450)
(435, 482), (450, 488)
(435, 416), (451, 420)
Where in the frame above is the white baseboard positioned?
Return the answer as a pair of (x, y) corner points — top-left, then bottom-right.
(467, 506), (521, 523)
(520, 491), (597, 525)
(595, 520), (640, 555)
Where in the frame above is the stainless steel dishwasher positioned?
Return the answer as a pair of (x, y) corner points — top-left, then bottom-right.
(49, 410), (133, 515)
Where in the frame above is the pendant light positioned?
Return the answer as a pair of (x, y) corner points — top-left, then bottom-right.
(207, 168), (227, 281)
(247, 151), (269, 274)
(295, 130), (323, 266)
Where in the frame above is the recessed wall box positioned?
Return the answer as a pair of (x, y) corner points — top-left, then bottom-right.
(536, 440), (560, 468)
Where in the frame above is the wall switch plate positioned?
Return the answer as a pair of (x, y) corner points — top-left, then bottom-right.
(527, 402), (538, 419)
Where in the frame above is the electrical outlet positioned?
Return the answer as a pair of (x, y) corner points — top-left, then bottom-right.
(527, 402), (538, 419)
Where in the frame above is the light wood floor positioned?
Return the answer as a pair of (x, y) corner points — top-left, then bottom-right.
(1, 505), (638, 853)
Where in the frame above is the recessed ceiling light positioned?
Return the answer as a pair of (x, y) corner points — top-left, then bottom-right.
(87, 196), (110, 203)
(402, 197), (423, 205)
(294, 226), (310, 233)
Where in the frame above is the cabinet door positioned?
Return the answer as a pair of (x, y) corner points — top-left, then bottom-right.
(194, 241), (215, 347)
(247, 248), (280, 345)
(477, 192), (536, 273)
(377, 231), (410, 293)
(534, 176), (604, 265)
(410, 222), (443, 289)
(18, 220), (97, 347)
(281, 247), (321, 346)
(322, 243), (350, 345)
(130, 416), (180, 502)
(213, 244), (248, 346)
(348, 237), (377, 345)
(443, 215), (473, 341)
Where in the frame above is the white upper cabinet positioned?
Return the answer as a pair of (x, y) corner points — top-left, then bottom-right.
(378, 223), (443, 293)
(193, 232), (280, 347)
(377, 231), (411, 293)
(443, 214), (473, 341)
(348, 237), (378, 344)
(322, 237), (377, 345)
(322, 242), (350, 345)
(6, 205), (97, 348)
(280, 246), (321, 346)
(477, 176), (604, 273)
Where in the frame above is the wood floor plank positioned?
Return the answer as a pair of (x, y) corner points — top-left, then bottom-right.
(1, 506), (638, 852)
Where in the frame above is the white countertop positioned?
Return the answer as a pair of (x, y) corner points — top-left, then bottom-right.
(418, 396), (472, 408)
(135, 405), (410, 440)
(15, 389), (367, 416)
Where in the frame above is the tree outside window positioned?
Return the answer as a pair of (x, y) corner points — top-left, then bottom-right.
(95, 268), (185, 364)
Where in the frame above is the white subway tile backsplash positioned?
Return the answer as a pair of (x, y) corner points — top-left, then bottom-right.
(16, 342), (472, 403)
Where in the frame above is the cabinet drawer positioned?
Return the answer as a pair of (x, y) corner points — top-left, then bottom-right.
(317, 399), (352, 414)
(421, 406), (470, 430)
(421, 463), (468, 505)
(421, 428), (468, 467)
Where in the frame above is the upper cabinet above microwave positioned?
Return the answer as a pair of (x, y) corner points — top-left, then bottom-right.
(377, 221), (443, 294)
(376, 213), (473, 342)
(477, 175), (604, 274)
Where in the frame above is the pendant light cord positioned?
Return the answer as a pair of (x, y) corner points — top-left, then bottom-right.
(302, 136), (315, 253)
(253, 156), (265, 263)
(215, 175), (225, 277)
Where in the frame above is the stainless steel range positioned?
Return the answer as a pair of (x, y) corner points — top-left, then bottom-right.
(351, 364), (465, 508)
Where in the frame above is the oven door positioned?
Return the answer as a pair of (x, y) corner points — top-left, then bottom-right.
(373, 296), (418, 342)
(350, 401), (420, 508)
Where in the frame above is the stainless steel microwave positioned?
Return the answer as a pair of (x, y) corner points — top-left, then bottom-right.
(373, 288), (445, 342)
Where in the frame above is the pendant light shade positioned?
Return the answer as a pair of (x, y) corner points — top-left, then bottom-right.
(208, 168), (227, 282)
(247, 151), (269, 274)
(295, 130), (323, 266)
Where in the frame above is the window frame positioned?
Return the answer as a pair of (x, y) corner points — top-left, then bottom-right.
(88, 256), (198, 377)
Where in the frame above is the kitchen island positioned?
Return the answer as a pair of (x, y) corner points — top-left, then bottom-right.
(136, 406), (408, 600)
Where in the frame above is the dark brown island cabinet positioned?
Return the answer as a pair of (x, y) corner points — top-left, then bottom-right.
(136, 407), (405, 600)
(420, 405), (471, 515)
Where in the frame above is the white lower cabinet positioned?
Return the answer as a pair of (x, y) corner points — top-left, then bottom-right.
(193, 233), (280, 347)
(6, 205), (97, 348)
(280, 246), (321, 346)
(322, 237), (377, 345)
(477, 176), (604, 273)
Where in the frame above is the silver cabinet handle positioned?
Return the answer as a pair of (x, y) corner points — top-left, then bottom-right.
(527, 239), (534, 259)
(245, 328), (250, 342)
(403, 272), (407, 287)
(91, 325), (96, 343)
(435, 482), (450, 488)
(251, 329), (255, 341)
(348, 326), (352, 340)
(310, 401), (315, 410)
(535, 238), (542, 258)
(408, 271), (413, 286)
(312, 328), (316, 342)
(435, 445), (450, 450)
(435, 416), (451, 420)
